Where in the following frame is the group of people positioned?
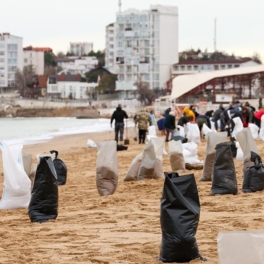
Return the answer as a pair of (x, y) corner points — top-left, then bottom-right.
(110, 105), (155, 144)
(110, 101), (264, 144)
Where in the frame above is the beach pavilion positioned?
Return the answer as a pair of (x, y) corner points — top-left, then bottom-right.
(170, 65), (264, 104)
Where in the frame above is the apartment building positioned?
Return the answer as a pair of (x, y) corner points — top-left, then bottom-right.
(172, 59), (259, 78)
(23, 46), (45, 75)
(0, 32), (23, 90)
(105, 5), (178, 99)
(70, 42), (93, 56)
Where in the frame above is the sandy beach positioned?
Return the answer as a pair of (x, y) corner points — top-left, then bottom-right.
(0, 128), (264, 264)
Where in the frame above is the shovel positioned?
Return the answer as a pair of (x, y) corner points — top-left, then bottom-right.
(124, 119), (130, 145)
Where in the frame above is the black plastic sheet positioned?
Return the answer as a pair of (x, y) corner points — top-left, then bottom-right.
(243, 152), (264, 193)
(212, 142), (238, 195)
(229, 138), (237, 158)
(159, 172), (206, 263)
(28, 156), (58, 223)
(50, 150), (67, 185)
(117, 144), (128, 151)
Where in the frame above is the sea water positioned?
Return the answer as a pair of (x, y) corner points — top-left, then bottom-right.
(0, 117), (134, 145)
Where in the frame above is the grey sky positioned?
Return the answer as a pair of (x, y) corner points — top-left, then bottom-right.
(1, 0), (263, 59)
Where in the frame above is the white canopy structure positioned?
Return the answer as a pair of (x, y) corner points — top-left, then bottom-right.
(170, 65), (264, 101)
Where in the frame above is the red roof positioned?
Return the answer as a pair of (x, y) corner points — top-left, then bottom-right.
(24, 46), (53, 52)
(173, 59), (252, 66)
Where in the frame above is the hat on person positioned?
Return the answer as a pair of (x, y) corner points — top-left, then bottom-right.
(169, 111), (175, 116)
(118, 104), (122, 108)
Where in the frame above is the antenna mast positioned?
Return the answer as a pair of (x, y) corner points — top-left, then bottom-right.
(118, 0), (122, 13)
(214, 18), (217, 52)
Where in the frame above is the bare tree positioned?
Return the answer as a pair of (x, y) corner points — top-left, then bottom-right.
(135, 80), (155, 106)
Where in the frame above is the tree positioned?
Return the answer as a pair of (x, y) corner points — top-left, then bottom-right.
(88, 50), (105, 66)
(56, 51), (66, 58)
(252, 52), (262, 64)
(135, 81), (155, 106)
(96, 74), (117, 93)
(44, 52), (56, 67)
(15, 65), (37, 97)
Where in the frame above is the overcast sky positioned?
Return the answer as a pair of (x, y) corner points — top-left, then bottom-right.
(1, 0), (263, 59)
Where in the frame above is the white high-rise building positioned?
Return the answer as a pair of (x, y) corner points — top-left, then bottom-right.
(105, 5), (178, 99)
(0, 33), (23, 90)
(70, 42), (93, 56)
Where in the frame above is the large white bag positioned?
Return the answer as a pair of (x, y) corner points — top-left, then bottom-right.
(202, 123), (212, 136)
(148, 125), (156, 137)
(231, 117), (243, 139)
(259, 115), (264, 140)
(168, 140), (185, 172)
(176, 125), (185, 137)
(182, 142), (202, 164)
(199, 132), (227, 181)
(218, 231), (264, 264)
(186, 123), (201, 144)
(96, 141), (118, 196)
(236, 128), (258, 170)
(248, 123), (259, 139)
(0, 141), (31, 209)
(236, 142), (243, 161)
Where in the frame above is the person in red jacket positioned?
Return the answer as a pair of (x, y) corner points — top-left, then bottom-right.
(254, 109), (264, 128)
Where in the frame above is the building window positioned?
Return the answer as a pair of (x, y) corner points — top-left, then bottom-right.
(214, 65), (219, 70)
(194, 66), (198, 70)
(7, 44), (17, 51)
(8, 58), (17, 65)
(24, 59), (28, 63)
(0, 51), (4, 56)
(221, 65), (226, 69)
(0, 58), (5, 63)
(174, 66), (179, 71)
(234, 65), (240, 68)
(180, 65), (185, 71)
(8, 66), (17, 71)
(0, 44), (5, 49)
(228, 65), (232, 69)
(188, 66), (192, 71)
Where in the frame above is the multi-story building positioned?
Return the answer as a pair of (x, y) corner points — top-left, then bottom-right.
(47, 73), (97, 99)
(0, 32), (23, 90)
(105, 5), (179, 99)
(70, 42), (93, 56)
(171, 59), (259, 78)
(23, 46), (45, 75)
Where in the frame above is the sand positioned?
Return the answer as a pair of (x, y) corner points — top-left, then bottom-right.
(0, 129), (264, 263)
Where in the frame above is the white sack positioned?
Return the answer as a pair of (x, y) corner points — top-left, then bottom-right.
(124, 153), (143, 181)
(236, 142), (243, 161)
(87, 139), (97, 148)
(0, 142), (31, 209)
(148, 125), (157, 137)
(96, 141), (118, 196)
(236, 128), (258, 170)
(210, 121), (217, 132)
(202, 123), (212, 136)
(182, 142), (202, 164)
(259, 115), (264, 141)
(248, 123), (259, 139)
(218, 231), (264, 264)
(187, 123), (201, 144)
(176, 125), (185, 137)
(231, 117), (243, 139)
(169, 140), (185, 172)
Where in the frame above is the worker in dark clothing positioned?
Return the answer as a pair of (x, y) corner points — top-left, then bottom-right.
(164, 107), (171, 118)
(205, 110), (214, 118)
(196, 114), (211, 132)
(212, 104), (225, 131)
(177, 116), (193, 127)
(110, 104), (128, 142)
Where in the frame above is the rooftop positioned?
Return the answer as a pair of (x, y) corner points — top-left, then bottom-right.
(173, 59), (253, 66)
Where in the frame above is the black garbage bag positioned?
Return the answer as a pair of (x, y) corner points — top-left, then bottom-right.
(243, 151), (264, 193)
(159, 172), (206, 263)
(50, 150), (67, 185)
(28, 156), (58, 223)
(212, 142), (238, 195)
(117, 144), (128, 151)
(229, 138), (237, 158)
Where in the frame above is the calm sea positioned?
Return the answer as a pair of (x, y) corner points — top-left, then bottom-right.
(0, 117), (133, 145)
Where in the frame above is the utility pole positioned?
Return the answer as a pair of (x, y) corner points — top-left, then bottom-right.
(214, 18), (217, 52)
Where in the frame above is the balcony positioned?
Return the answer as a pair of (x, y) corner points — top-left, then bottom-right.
(116, 81), (137, 91)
